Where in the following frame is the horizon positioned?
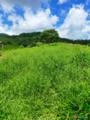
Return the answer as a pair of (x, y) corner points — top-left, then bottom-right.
(0, 29), (90, 41)
(0, 0), (90, 39)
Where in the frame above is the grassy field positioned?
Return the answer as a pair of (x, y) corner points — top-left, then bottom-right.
(0, 43), (90, 120)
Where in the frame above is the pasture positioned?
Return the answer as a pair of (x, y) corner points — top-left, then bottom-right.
(0, 43), (90, 119)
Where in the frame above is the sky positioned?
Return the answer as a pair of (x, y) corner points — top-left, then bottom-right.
(0, 0), (90, 39)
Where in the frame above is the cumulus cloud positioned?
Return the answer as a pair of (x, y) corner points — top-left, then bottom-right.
(0, 0), (50, 12)
(0, 8), (58, 35)
(0, 0), (58, 35)
(57, 5), (90, 39)
(0, 0), (90, 40)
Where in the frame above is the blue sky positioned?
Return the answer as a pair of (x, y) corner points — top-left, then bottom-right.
(0, 0), (90, 39)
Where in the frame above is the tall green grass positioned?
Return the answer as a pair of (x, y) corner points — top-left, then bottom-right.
(0, 43), (90, 120)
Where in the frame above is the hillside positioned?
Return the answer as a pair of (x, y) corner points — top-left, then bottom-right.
(0, 30), (90, 49)
(0, 43), (90, 120)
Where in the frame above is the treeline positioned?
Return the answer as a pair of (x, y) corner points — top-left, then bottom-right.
(0, 29), (90, 47)
(59, 38), (90, 45)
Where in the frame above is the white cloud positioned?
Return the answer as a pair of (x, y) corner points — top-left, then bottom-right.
(59, 0), (68, 4)
(0, 8), (58, 35)
(0, 1), (90, 40)
(0, 0), (50, 12)
(57, 5), (90, 39)
(0, 0), (58, 35)
(0, 23), (9, 34)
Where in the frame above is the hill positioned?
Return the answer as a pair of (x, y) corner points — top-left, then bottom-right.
(0, 29), (90, 49)
(0, 43), (90, 119)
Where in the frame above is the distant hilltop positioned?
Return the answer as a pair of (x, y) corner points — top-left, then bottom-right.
(0, 29), (90, 47)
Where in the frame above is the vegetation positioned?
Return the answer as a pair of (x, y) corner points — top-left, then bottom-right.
(0, 43), (90, 120)
(40, 29), (59, 43)
(0, 29), (90, 49)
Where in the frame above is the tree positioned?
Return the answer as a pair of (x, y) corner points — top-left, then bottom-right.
(40, 29), (59, 43)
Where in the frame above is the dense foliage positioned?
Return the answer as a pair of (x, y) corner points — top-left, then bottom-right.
(0, 29), (90, 49)
(40, 29), (59, 43)
(0, 43), (90, 119)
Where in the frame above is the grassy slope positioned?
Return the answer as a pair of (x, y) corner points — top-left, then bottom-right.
(0, 43), (90, 120)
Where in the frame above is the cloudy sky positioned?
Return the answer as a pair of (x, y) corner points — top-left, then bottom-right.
(0, 0), (90, 39)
